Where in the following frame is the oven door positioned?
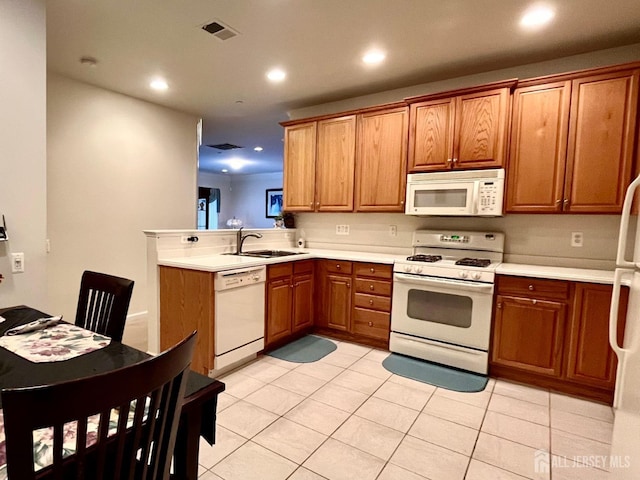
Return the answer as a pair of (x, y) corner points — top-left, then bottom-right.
(405, 181), (478, 216)
(391, 272), (494, 350)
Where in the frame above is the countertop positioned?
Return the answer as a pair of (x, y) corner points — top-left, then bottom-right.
(158, 248), (619, 284)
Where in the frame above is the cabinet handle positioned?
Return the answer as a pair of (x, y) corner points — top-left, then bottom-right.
(555, 199), (562, 205)
(400, 200), (404, 205)
(368, 321), (373, 327)
(532, 299), (537, 305)
(309, 202), (313, 207)
(452, 158), (458, 163)
(563, 199), (569, 209)
(528, 285), (534, 291)
(369, 284), (375, 291)
(370, 268), (375, 273)
(336, 264), (341, 269)
(446, 158), (452, 163)
(316, 202), (320, 206)
(290, 284), (294, 288)
(346, 283), (351, 288)
(497, 302), (502, 309)
(369, 299), (374, 305)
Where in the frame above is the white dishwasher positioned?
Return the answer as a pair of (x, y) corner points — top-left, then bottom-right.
(214, 265), (266, 370)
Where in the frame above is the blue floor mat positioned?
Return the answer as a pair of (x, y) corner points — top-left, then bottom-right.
(267, 335), (337, 363)
(382, 353), (488, 392)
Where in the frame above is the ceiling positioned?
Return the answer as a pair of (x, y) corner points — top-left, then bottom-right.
(46, 1), (640, 175)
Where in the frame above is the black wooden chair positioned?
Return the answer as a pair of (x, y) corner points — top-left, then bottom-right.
(1, 332), (197, 480)
(75, 270), (134, 341)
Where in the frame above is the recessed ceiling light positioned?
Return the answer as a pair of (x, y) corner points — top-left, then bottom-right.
(150, 78), (169, 91)
(227, 158), (246, 170)
(221, 169), (228, 173)
(266, 68), (286, 82)
(520, 4), (555, 29)
(254, 146), (263, 152)
(362, 49), (386, 65)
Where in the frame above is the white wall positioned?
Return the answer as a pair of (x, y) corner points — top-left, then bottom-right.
(47, 74), (200, 348)
(229, 172), (284, 228)
(290, 43), (640, 119)
(0, 0), (47, 310)
(197, 171), (283, 229)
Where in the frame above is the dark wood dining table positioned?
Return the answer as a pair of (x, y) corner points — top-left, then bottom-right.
(0, 306), (225, 480)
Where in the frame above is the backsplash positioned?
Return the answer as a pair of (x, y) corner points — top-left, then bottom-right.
(295, 213), (633, 270)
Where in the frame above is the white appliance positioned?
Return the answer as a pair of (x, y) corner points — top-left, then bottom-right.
(609, 175), (640, 478)
(405, 168), (504, 217)
(214, 265), (266, 370)
(390, 230), (504, 374)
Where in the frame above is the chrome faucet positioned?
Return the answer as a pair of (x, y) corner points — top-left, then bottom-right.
(236, 227), (263, 254)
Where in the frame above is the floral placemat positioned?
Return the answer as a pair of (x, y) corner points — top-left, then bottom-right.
(0, 323), (111, 363)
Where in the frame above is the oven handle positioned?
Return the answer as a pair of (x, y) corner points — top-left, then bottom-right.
(394, 272), (494, 293)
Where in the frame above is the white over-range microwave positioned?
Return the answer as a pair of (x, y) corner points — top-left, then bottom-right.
(405, 168), (505, 216)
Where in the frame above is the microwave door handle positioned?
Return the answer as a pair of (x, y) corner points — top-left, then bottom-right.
(617, 174), (640, 266)
(472, 182), (480, 215)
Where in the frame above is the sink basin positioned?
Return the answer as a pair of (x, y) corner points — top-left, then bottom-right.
(241, 250), (303, 258)
(222, 250), (303, 258)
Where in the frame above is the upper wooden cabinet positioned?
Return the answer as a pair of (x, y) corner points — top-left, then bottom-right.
(283, 122), (316, 211)
(507, 67), (639, 213)
(316, 115), (356, 211)
(355, 106), (408, 211)
(408, 84), (512, 172)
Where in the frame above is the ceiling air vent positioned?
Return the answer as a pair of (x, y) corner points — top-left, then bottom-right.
(202, 20), (239, 41)
(207, 143), (243, 151)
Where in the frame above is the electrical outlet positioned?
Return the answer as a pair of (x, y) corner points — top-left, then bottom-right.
(389, 225), (397, 237)
(336, 225), (350, 235)
(11, 252), (24, 273)
(571, 231), (584, 247)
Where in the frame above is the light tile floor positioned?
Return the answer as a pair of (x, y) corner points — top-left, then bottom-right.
(198, 339), (617, 480)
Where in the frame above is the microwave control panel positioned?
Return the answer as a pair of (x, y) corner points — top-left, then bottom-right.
(477, 181), (503, 215)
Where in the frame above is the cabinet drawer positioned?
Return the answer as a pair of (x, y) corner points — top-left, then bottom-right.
(294, 260), (314, 274)
(354, 278), (391, 297)
(268, 262), (293, 279)
(354, 293), (391, 312)
(354, 263), (392, 279)
(497, 275), (569, 300)
(325, 260), (353, 274)
(352, 308), (390, 340)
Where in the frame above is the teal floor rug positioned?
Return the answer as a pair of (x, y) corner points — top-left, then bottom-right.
(382, 353), (488, 392)
(267, 335), (337, 363)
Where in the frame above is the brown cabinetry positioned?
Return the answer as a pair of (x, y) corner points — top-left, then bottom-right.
(159, 266), (215, 375)
(316, 260), (392, 347)
(507, 67), (639, 213)
(283, 122), (316, 211)
(355, 106), (408, 211)
(491, 275), (628, 403)
(266, 261), (314, 348)
(407, 84), (512, 172)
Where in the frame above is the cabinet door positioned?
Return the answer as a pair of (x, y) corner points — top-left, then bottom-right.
(454, 87), (510, 169)
(292, 273), (314, 333)
(316, 115), (356, 211)
(564, 70), (639, 213)
(506, 82), (571, 212)
(355, 107), (408, 212)
(283, 122), (316, 211)
(266, 277), (292, 346)
(566, 283), (628, 389)
(159, 267), (214, 375)
(492, 295), (566, 377)
(408, 98), (455, 172)
(326, 274), (352, 331)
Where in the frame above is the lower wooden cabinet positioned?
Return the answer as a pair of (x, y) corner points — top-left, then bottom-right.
(316, 260), (392, 347)
(159, 266), (214, 375)
(266, 260), (314, 348)
(491, 275), (627, 403)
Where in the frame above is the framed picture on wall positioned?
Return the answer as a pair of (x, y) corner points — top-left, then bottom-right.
(266, 188), (283, 218)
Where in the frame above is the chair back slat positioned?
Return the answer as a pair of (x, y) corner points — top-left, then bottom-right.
(2, 332), (196, 480)
(76, 271), (134, 342)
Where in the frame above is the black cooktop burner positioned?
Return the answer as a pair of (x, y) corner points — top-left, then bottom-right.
(407, 254), (442, 263)
(455, 258), (491, 268)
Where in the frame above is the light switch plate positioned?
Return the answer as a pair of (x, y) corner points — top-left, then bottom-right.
(336, 225), (350, 235)
(11, 252), (24, 273)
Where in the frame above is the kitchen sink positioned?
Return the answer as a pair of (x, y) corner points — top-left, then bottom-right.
(223, 250), (303, 258)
